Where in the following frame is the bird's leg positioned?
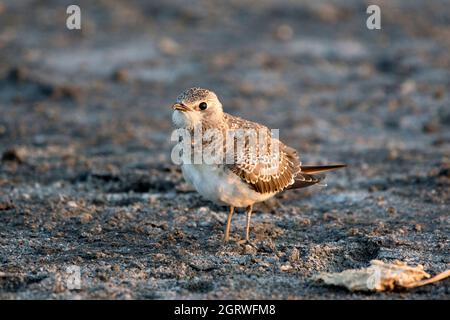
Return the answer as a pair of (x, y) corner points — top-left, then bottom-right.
(238, 205), (257, 248)
(245, 204), (253, 241)
(224, 206), (234, 242)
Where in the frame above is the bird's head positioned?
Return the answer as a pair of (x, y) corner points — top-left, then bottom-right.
(171, 87), (223, 129)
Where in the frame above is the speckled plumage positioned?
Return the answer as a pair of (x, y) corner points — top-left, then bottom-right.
(172, 87), (345, 242)
(177, 87), (210, 104)
(175, 87), (311, 195)
(223, 113), (302, 194)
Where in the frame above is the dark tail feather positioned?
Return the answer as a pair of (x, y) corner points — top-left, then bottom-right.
(288, 164), (346, 190)
(300, 164), (346, 175)
(288, 173), (325, 189)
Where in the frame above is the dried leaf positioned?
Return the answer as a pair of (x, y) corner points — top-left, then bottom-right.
(314, 260), (450, 292)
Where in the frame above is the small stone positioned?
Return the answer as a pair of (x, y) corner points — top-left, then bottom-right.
(53, 276), (65, 293)
(173, 229), (184, 239)
(243, 244), (257, 255)
(422, 121), (440, 133)
(433, 87), (445, 100)
(400, 80), (416, 95)
(197, 207), (209, 214)
(158, 37), (180, 55)
(67, 201), (78, 208)
(112, 69), (129, 82)
(50, 85), (81, 101)
(387, 207), (397, 215)
(388, 149), (399, 160)
(275, 24), (294, 41)
(7, 66), (29, 82)
(280, 264), (292, 272)
(347, 228), (361, 236)
(315, 3), (342, 23)
(0, 202), (14, 210)
(95, 251), (107, 258)
(288, 248), (300, 263)
(2, 148), (26, 164)
(91, 224), (102, 234)
(80, 212), (93, 224)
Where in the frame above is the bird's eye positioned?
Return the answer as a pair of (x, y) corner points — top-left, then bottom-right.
(199, 102), (208, 110)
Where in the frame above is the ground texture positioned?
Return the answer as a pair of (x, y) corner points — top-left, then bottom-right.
(0, 0), (449, 299)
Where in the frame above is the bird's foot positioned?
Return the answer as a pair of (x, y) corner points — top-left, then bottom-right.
(238, 239), (258, 249)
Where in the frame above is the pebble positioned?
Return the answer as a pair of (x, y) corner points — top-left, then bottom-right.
(280, 264), (293, 272)
(289, 248), (300, 263)
(275, 24), (294, 41)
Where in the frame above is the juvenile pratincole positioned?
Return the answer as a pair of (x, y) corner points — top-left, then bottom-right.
(171, 87), (346, 244)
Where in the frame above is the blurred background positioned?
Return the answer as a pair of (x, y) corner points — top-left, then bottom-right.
(0, 0), (448, 299)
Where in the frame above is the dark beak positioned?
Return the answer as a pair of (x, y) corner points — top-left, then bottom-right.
(172, 102), (190, 112)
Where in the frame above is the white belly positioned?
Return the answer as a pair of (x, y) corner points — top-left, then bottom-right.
(181, 164), (276, 208)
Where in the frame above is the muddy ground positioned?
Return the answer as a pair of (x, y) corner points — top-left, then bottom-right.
(0, 0), (449, 299)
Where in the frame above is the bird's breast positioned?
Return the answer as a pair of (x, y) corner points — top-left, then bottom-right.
(181, 164), (275, 207)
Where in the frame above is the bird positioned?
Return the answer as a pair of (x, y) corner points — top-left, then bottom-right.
(171, 87), (346, 244)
